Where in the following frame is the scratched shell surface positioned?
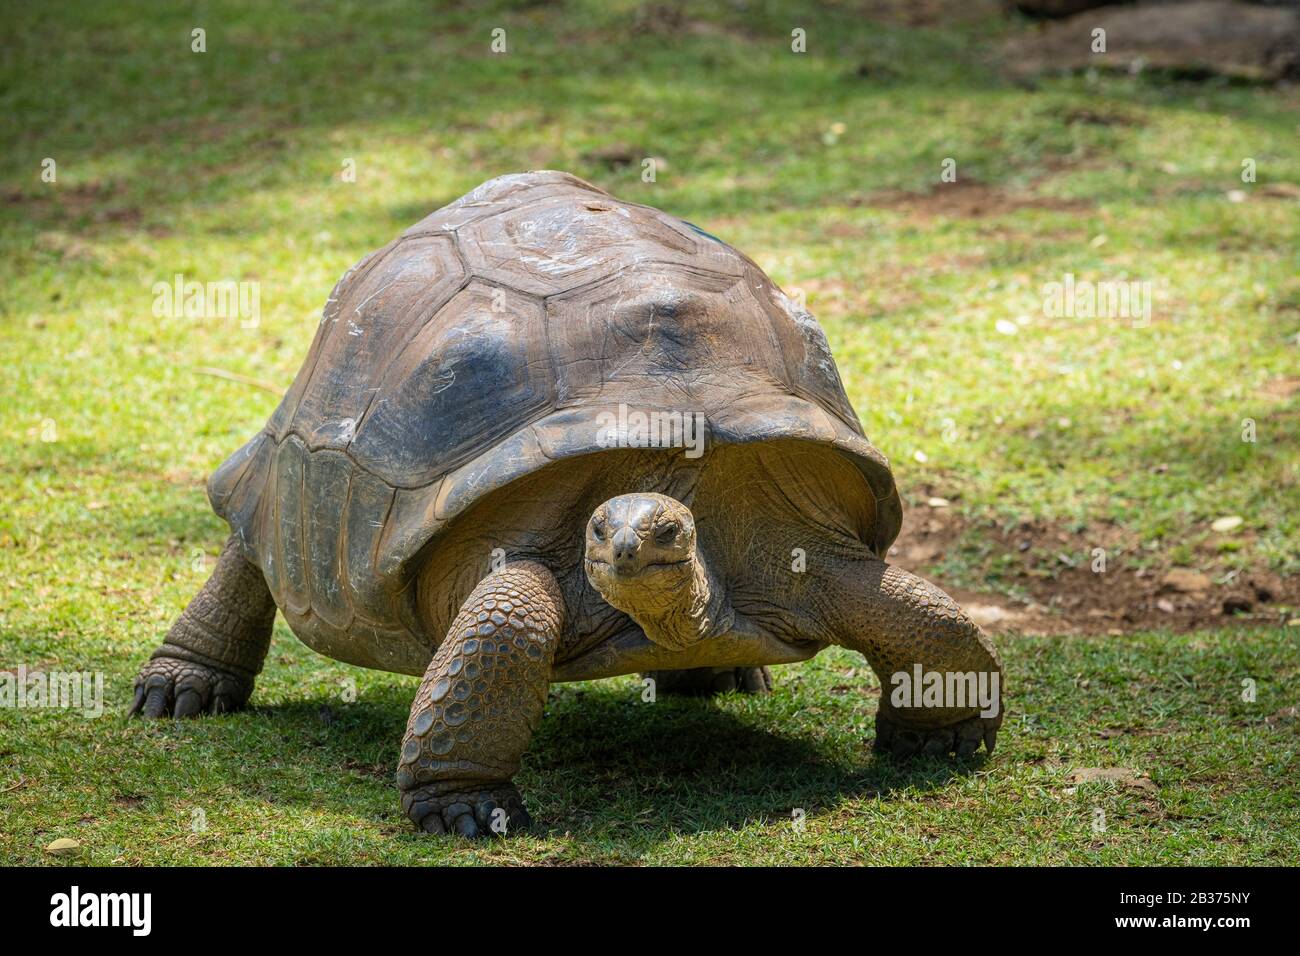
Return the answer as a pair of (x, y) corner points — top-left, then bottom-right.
(207, 170), (902, 673)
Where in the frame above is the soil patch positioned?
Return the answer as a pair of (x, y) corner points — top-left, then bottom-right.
(889, 497), (1298, 636)
(859, 180), (1093, 221)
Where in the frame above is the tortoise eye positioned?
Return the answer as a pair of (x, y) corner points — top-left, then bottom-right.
(591, 519), (606, 541)
(655, 522), (679, 545)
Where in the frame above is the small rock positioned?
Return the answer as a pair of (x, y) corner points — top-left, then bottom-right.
(926, 496), (950, 508)
(1226, 189), (1247, 204)
(1265, 705), (1299, 726)
(912, 449), (928, 464)
(1260, 183), (1300, 200)
(1066, 767), (1158, 794)
(966, 604), (1023, 628)
(1162, 568), (1212, 593)
(1156, 598), (1176, 613)
(1211, 515), (1243, 533)
(904, 542), (943, 564)
(46, 838), (80, 855)
(995, 318), (1018, 336)
(583, 143), (641, 168)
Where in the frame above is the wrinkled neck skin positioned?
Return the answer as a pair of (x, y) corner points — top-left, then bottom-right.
(599, 545), (733, 652)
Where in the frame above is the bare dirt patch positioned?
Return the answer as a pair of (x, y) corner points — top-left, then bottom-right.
(854, 0), (1005, 28)
(889, 498), (1298, 636)
(6, 179), (146, 232)
(858, 180), (1093, 222)
(1059, 105), (1143, 128)
(1261, 377), (1300, 400)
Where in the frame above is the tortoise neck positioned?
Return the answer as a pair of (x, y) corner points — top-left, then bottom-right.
(631, 548), (731, 651)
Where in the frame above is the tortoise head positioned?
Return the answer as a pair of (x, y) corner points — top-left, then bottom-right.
(584, 493), (713, 650)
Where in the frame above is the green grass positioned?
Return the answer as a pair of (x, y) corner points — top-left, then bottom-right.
(1, 0), (1298, 864)
(1, 631), (1297, 865)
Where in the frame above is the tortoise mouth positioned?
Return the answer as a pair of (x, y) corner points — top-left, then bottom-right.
(584, 557), (692, 575)
(583, 554), (700, 631)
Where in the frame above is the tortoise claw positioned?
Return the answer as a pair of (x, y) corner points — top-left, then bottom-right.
(172, 687), (204, 718)
(875, 710), (1001, 761)
(401, 784), (531, 839)
(128, 654), (253, 719)
(451, 814), (480, 839)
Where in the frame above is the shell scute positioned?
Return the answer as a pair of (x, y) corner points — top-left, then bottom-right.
(272, 435), (310, 616)
(286, 234), (465, 449)
(304, 449), (353, 629)
(348, 279), (549, 488)
(402, 170), (605, 237)
(457, 189), (730, 296)
(546, 262), (786, 411)
(343, 467), (397, 619)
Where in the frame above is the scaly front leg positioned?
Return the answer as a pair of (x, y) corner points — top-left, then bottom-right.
(826, 558), (1004, 759)
(398, 561), (564, 838)
(129, 535), (276, 718)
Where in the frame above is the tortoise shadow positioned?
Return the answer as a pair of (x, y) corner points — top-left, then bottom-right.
(527, 688), (984, 843)
(246, 679), (983, 845)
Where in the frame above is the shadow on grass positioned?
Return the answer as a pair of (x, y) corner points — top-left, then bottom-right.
(237, 682), (981, 844)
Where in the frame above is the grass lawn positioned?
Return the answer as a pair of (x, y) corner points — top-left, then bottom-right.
(1, 0), (1297, 864)
(2, 631), (1297, 865)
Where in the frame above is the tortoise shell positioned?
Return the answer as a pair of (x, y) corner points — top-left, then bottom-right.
(207, 171), (902, 673)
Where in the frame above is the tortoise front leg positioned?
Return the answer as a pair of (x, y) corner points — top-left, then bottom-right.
(398, 560), (563, 838)
(129, 535), (275, 718)
(825, 558), (1004, 759)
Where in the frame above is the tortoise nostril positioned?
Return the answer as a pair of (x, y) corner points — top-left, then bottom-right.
(611, 527), (640, 564)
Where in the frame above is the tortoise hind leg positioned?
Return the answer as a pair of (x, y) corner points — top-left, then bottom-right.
(825, 558), (1004, 759)
(129, 535), (276, 718)
(398, 561), (563, 839)
(642, 667), (773, 696)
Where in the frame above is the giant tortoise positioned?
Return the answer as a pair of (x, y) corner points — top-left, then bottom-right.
(131, 171), (1004, 838)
